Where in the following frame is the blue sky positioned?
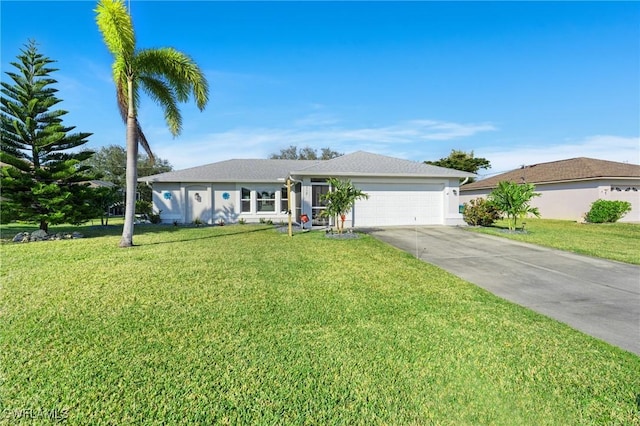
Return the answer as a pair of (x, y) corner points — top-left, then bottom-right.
(2, 1), (639, 176)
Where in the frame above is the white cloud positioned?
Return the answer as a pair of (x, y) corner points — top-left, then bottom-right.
(153, 119), (498, 169)
(293, 113), (341, 127)
(477, 135), (640, 177)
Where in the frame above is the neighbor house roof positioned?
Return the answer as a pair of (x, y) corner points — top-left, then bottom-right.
(88, 180), (117, 188)
(291, 151), (475, 178)
(140, 151), (475, 183)
(461, 157), (640, 191)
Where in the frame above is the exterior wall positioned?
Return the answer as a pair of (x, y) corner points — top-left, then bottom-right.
(185, 185), (212, 224)
(151, 182), (291, 225)
(151, 176), (468, 227)
(460, 179), (640, 222)
(604, 180), (640, 222)
(531, 181), (599, 221)
(212, 184), (237, 224)
(152, 183), (183, 223)
(444, 178), (466, 226)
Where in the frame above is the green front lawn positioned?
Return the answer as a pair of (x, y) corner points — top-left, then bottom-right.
(1, 224), (639, 424)
(465, 218), (640, 264)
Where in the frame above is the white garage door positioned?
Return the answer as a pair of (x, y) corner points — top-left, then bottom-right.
(353, 183), (444, 227)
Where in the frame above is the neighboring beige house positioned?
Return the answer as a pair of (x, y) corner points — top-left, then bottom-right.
(460, 157), (640, 222)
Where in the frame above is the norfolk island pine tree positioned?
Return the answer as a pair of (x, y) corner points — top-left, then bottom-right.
(1, 41), (97, 232)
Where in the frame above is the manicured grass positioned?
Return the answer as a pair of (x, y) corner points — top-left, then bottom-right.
(2, 224), (639, 424)
(465, 218), (640, 265)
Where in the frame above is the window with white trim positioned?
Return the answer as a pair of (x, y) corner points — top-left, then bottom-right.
(280, 187), (288, 213)
(241, 187), (251, 213)
(257, 189), (276, 212)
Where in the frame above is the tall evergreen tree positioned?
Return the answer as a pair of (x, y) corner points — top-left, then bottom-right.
(95, 0), (209, 247)
(425, 149), (490, 183)
(1, 40), (96, 232)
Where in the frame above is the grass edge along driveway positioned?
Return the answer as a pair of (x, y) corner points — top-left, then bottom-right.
(1, 224), (639, 424)
(464, 218), (640, 265)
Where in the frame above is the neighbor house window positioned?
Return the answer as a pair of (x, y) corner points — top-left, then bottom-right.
(257, 189), (276, 212)
(241, 187), (251, 213)
(281, 187), (288, 213)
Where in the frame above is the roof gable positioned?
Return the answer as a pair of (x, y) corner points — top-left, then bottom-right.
(292, 151), (475, 178)
(461, 157), (640, 191)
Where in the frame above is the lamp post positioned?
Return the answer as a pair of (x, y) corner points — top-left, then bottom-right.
(279, 176), (301, 238)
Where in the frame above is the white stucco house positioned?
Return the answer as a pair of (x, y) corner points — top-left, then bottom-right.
(460, 157), (640, 222)
(139, 151), (475, 228)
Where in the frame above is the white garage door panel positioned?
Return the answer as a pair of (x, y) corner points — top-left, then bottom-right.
(354, 183), (444, 226)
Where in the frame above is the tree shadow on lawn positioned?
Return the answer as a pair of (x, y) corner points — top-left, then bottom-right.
(139, 225), (274, 246)
(0, 223), (273, 244)
(472, 223), (529, 234)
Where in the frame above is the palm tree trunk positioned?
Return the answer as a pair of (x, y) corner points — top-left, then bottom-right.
(119, 78), (138, 247)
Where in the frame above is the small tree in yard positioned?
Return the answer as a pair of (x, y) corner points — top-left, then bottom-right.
(1, 41), (96, 232)
(488, 181), (541, 231)
(89, 185), (122, 226)
(320, 178), (368, 233)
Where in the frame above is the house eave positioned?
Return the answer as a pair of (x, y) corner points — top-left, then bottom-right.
(461, 176), (640, 192)
(138, 178), (285, 184)
(291, 171), (474, 179)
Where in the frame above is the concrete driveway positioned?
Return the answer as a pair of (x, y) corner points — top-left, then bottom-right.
(366, 226), (640, 356)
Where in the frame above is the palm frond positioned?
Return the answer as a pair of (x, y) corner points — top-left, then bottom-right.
(138, 75), (182, 137)
(136, 48), (209, 111)
(95, 0), (135, 61)
(112, 56), (129, 122)
(135, 120), (155, 164)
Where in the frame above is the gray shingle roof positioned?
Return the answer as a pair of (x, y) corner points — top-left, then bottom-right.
(292, 151), (475, 178)
(139, 159), (320, 183)
(139, 151), (474, 183)
(88, 180), (117, 188)
(461, 157), (640, 191)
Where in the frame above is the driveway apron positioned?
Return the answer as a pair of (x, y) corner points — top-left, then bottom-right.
(366, 226), (640, 356)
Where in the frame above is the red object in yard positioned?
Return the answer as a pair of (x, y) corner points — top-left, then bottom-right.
(300, 214), (309, 223)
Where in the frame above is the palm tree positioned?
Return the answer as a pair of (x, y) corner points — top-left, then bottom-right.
(320, 178), (368, 233)
(488, 181), (541, 231)
(95, 0), (209, 247)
